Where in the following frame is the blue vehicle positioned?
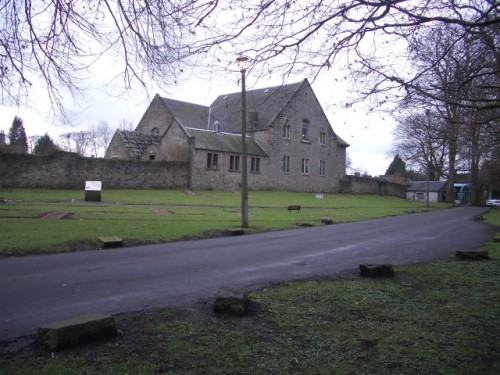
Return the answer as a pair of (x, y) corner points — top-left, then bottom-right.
(454, 183), (470, 204)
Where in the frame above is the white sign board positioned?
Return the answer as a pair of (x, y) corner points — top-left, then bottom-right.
(85, 181), (102, 191)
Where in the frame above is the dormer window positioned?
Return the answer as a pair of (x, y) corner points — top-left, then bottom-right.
(213, 120), (221, 132)
(151, 127), (159, 137)
(249, 109), (258, 127)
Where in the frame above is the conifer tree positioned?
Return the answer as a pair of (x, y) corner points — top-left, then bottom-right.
(8, 116), (28, 153)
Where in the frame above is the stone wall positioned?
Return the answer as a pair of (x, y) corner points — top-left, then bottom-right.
(0, 153), (407, 198)
(340, 175), (406, 198)
(0, 152), (190, 189)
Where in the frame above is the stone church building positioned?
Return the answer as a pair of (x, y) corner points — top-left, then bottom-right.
(105, 79), (349, 192)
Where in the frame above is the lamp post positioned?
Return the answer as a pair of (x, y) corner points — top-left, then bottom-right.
(237, 56), (249, 228)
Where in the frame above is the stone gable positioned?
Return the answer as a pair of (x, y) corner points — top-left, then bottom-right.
(105, 79), (349, 192)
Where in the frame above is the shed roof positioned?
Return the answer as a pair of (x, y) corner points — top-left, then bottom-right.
(407, 181), (448, 192)
(119, 131), (160, 158)
(185, 128), (268, 157)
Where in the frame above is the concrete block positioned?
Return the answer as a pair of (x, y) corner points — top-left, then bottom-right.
(455, 250), (489, 260)
(38, 314), (117, 351)
(98, 236), (123, 248)
(214, 287), (249, 316)
(225, 229), (245, 236)
(359, 264), (395, 278)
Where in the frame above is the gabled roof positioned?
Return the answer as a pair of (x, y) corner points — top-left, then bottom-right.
(185, 128), (268, 157)
(407, 181), (448, 192)
(209, 80), (307, 133)
(161, 97), (209, 129)
(119, 131), (159, 158)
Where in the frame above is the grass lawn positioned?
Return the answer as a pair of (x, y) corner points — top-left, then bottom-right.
(0, 206), (498, 374)
(0, 188), (446, 256)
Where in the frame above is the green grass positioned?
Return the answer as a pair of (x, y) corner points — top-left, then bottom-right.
(1, 209), (498, 374)
(0, 189), (446, 256)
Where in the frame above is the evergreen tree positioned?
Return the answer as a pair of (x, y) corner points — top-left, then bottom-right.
(385, 155), (407, 176)
(33, 133), (58, 155)
(8, 116), (28, 153)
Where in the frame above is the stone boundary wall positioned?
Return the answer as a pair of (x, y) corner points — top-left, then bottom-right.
(340, 175), (406, 198)
(1, 153), (406, 198)
(0, 152), (190, 189)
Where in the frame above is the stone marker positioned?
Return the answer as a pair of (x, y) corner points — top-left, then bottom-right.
(455, 250), (489, 260)
(98, 236), (123, 248)
(493, 236), (500, 243)
(321, 219), (334, 225)
(38, 314), (117, 351)
(225, 229), (245, 236)
(359, 264), (395, 278)
(84, 181), (102, 202)
(214, 287), (248, 316)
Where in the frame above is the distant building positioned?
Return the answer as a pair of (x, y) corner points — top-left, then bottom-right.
(105, 79), (349, 192)
(406, 181), (448, 203)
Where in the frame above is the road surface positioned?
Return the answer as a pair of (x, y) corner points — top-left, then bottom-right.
(0, 206), (493, 341)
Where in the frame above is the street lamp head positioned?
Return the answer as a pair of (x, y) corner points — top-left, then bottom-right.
(236, 56), (248, 73)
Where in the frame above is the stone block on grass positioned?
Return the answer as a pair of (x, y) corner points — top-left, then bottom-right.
(359, 264), (395, 278)
(493, 236), (500, 243)
(455, 250), (489, 260)
(38, 314), (117, 351)
(224, 229), (245, 236)
(214, 287), (249, 316)
(98, 236), (123, 249)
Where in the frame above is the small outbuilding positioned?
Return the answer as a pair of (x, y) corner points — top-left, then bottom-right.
(406, 181), (448, 203)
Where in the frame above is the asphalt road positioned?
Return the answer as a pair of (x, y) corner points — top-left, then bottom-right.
(0, 206), (493, 341)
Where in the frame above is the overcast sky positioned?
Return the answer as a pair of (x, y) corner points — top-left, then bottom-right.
(0, 67), (394, 176)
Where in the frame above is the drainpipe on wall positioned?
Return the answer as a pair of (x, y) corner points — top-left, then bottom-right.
(207, 107), (211, 130)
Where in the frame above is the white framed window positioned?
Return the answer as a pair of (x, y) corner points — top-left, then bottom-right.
(301, 158), (310, 174)
(283, 155), (290, 173)
(283, 120), (290, 139)
(251, 157), (261, 173)
(320, 129), (326, 145)
(302, 120), (310, 142)
(207, 153), (219, 169)
(229, 155), (240, 171)
(319, 160), (326, 176)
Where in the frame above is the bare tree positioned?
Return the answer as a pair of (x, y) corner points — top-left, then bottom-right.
(2, 1), (498, 120)
(406, 22), (499, 202)
(88, 121), (114, 157)
(58, 131), (92, 156)
(118, 119), (135, 131)
(392, 111), (448, 180)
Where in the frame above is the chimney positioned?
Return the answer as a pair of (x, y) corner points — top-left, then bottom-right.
(0, 130), (5, 145)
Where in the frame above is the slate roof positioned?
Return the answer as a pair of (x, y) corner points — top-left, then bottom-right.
(185, 128), (268, 157)
(161, 97), (209, 129)
(119, 131), (160, 158)
(209, 80), (306, 133)
(407, 181), (448, 192)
